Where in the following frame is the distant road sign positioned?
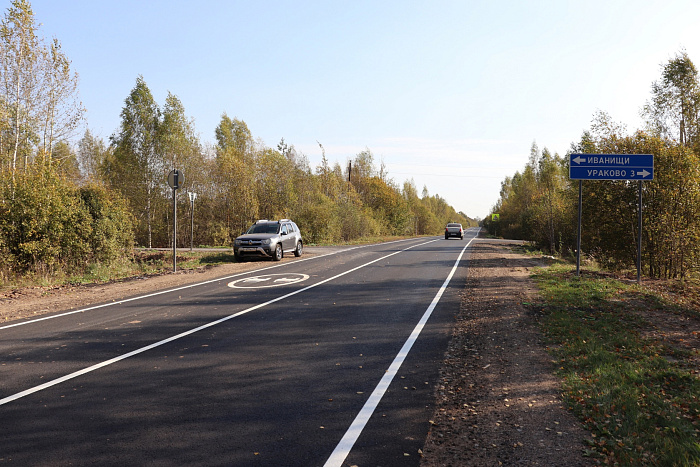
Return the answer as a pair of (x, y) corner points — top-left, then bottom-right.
(569, 154), (654, 180)
(168, 169), (184, 189)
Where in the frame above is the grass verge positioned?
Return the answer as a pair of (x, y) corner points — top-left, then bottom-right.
(0, 249), (238, 291)
(72, 250), (238, 285)
(530, 264), (700, 466)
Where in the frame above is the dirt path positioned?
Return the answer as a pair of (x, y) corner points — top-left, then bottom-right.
(420, 238), (592, 466)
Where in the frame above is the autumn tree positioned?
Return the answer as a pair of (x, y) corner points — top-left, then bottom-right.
(0, 1), (133, 281)
(0, 0), (83, 171)
(486, 142), (573, 255)
(643, 50), (700, 147)
(108, 76), (162, 247)
(577, 121), (700, 277)
(530, 146), (571, 254)
(0, 0), (42, 171)
(315, 141), (341, 200)
(213, 114), (258, 240)
(490, 104), (700, 278)
(255, 147), (296, 219)
(76, 128), (110, 183)
(159, 92), (205, 247)
(49, 140), (80, 181)
(39, 38), (84, 163)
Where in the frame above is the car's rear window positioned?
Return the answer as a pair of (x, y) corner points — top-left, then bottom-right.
(447, 223), (461, 227)
(247, 223), (279, 234)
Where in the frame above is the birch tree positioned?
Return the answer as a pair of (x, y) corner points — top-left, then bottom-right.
(77, 128), (109, 182)
(109, 76), (162, 247)
(40, 38), (84, 162)
(159, 92), (204, 247)
(0, 0), (41, 171)
(643, 50), (700, 147)
(214, 114), (257, 238)
(0, 1), (84, 170)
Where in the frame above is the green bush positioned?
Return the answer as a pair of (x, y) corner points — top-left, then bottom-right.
(0, 166), (134, 278)
(0, 167), (88, 271)
(79, 183), (134, 263)
(292, 195), (339, 244)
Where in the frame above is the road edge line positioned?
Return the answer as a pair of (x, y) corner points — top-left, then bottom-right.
(323, 234), (477, 467)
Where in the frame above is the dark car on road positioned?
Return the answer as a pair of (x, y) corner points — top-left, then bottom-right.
(234, 219), (303, 261)
(445, 223), (464, 240)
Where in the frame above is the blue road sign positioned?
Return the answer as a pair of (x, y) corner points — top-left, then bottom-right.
(569, 154), (654, 180)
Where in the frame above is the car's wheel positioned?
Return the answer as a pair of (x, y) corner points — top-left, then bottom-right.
(294, 241), (303, 257)
(273, 243), (283, 261)
(445, 235), (448, 240)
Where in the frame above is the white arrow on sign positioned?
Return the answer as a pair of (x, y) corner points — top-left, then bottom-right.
(637, 169), (651, 178)
(572, 155), (586, 164)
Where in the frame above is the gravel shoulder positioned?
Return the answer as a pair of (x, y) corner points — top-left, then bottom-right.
(420, 237), (592, 466)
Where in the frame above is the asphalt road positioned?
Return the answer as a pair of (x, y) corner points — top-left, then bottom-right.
(0, 228), (480, 466)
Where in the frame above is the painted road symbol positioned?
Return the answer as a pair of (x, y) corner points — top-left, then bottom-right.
(228, 273), (310, 289)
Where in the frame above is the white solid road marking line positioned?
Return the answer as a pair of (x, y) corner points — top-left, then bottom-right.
(0, 239), (437, 407)
(323, 235), (476, 467)
(0, 238), (417, 331)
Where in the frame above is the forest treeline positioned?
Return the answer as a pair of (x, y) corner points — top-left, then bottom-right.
(0, 1), (475, 280)
(485, 51), (700, 279)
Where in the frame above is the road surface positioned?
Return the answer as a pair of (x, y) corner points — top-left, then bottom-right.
(0, 229), (479, 466)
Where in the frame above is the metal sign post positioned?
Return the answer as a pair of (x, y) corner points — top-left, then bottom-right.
(569, 154), (653, 283)
(576, 180), (582, 277)
(168, 169), (184, 272)
(188, 191), (197, 251)
(637, 181), (643, 284)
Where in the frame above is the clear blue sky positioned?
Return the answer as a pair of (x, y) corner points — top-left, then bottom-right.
(22, 0), (700, 219)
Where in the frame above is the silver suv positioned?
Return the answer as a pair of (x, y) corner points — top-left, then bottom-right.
(234, 219), (303, 261)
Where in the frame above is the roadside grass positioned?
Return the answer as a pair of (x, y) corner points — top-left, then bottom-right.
(511, 242), (551, 257)
(0, 249), (238, 291)
(531, 263), (700, 466)
(73, 250), (238, 285)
